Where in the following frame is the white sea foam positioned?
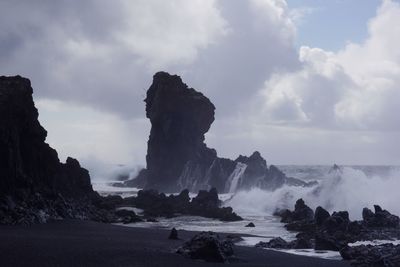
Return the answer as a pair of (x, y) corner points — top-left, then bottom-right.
(348, 240), (400, 246)
(226, 166), (400, 220)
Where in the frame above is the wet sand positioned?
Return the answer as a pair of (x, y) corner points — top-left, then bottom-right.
(0, 220), (350, 267)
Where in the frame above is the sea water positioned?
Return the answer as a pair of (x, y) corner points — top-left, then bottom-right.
(92, 165), (400, 260)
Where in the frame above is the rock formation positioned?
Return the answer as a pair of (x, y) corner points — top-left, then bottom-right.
(0, 76), (93, 198)
(0, 76), (135, 225)
(268, 198), (400, 264)
(123, 188), (242, 222)
(177, 231), (235, 263)
(126, 72), (314, 193)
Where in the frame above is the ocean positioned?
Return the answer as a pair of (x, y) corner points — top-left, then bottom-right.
(92, 165), (400, 260)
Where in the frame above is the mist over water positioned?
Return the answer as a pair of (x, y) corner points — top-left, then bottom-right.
(226, 166), (400, 220)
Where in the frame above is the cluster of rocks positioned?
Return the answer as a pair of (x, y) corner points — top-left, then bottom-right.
(341, 243), (400, 266)
(121, 188), (242, 222)
(177, 231), (235, 263)
(258, 199), (400, 265)
(123, 72), (316, 193)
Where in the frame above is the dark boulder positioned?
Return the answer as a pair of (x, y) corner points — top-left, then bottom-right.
(292, 199), (315, 221)
(191, 188), (220, 208)
(177, 232), (234, 262)
(278, 199), (315, 232)
(315, 206), (330, 226)
(245, 222), (255, 227)
(340, 244), (400, 266)
(256, 236), (312, 250)
(169, 228), (179, 240)
(115, 209), (142, 224)
(256, 237), (290, 249)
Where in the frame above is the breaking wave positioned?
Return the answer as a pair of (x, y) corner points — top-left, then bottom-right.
(226, 166), (400, 220)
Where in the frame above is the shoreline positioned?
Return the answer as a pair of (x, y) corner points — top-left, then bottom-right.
(0, 219), (350, 267)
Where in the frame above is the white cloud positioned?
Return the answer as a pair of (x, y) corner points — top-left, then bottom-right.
(254, 0), (400, 131)
(117, 0), (229, 69)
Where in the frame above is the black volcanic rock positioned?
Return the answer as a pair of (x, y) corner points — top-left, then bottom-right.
(362, 205), (400, 228)
(177, 232), (234, 263)
(315, 206), (330, 226)
(272, 198), (400, 256)
(141, 72), (216, 192)
(0, 76), (128, 225)
(169, 228), (179, 240)
(245, 222), (255, 227)
(340, 244), (400, 266)
(124, 188), (242, 221)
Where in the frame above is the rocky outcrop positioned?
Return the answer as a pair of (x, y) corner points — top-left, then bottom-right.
(271, 199), (400, 265)
(256, 236), (312, 250)
(123, 188), (242, 222)
(177, 232), (234, 263)
(340, 244), (400, 266)
(125, 72), (314, 193)
(362, 205), (400, 228)
(0, 76), (93, 198)
(143, 72), (217, 192)
(0, 76), (133, 225)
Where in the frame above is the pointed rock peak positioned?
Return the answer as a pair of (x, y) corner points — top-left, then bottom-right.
(66, 157), (82, 168)
(235, 151), (267, 166)
(249, 151), (262, 159)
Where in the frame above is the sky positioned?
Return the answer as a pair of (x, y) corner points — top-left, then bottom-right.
(1, 0), (399, 175)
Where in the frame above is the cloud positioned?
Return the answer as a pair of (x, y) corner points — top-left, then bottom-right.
(0, 0), (229, 118)
(254, 0), (400, 131)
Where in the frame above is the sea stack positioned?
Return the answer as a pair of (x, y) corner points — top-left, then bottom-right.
(142, 72), (217, 192)
(126, 72), (312, 193)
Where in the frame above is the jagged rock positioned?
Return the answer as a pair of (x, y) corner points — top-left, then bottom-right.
(245, 222), (255, 227)
(362, 205), (400, 228)
(275, 199), (312, 223)
(293, 199), (315, 221)
(270, 199), (400, 262)
(0, 76), (110, 225)
(274, 199), (316, 233)
(191, 188), (220, 208)
(340, 244), (400, 266)
(256, 236), (312, 250)
(169, 228), (179, 240)
(125, 188), (242, 221)
(177, 232), (234, 263)
(315, 206), (330, 226)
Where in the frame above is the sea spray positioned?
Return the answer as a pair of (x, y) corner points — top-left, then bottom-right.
(226, 166), (400, 220)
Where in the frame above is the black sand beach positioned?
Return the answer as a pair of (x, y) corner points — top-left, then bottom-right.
(0, 220), (350, 267)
